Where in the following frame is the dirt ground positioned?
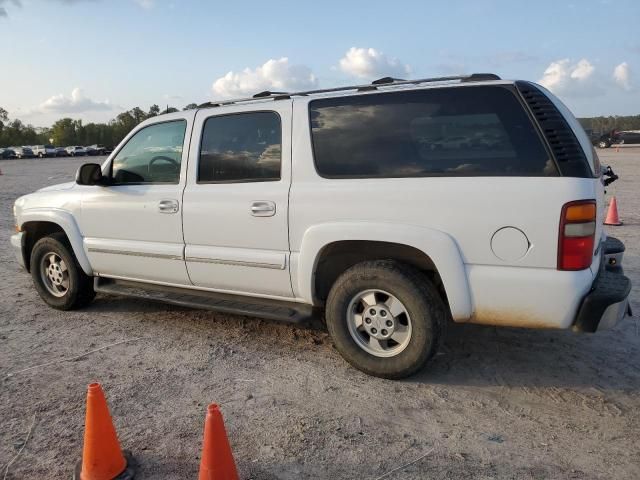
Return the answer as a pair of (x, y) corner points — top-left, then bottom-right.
(1, 149), (639, 480)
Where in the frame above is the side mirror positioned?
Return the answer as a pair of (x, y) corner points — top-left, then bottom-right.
(75, 163), (104, 186)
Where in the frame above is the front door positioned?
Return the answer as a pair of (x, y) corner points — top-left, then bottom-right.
(182, 102), (293, 298)
(80, 115), (194, 285)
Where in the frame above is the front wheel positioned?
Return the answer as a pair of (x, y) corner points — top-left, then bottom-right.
(325, 260), (447, 379)
(30, 233), (95, 310)
(598, 140), (610, 149)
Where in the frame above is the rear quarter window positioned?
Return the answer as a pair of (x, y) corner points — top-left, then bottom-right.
(309, 86), (557, 178)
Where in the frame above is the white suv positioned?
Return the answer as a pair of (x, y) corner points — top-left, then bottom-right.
(10, 74), (631, 378)
(31, 145), (58, 158)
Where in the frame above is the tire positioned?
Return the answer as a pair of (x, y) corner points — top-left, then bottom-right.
(30, 233), (95, 310)
(598, 141), (610, 149)
(325, 260), (447, 379)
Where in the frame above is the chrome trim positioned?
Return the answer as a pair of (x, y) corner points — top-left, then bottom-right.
(88, 247), (182, 261)
(185, 256), (285, 270)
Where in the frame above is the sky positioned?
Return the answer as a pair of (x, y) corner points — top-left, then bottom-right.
(0, 0), (638, 127)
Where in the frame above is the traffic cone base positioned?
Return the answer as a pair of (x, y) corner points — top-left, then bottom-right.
(74, 451), (136, 480)
(604, 197), (623, 226)
(199, 403), (239, 480)
(75, 383), (136, 480)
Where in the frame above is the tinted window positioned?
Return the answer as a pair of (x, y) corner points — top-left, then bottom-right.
(111, 120), (186, 184)
(310, 86), (555, 178)
(198, 112), (281, 183)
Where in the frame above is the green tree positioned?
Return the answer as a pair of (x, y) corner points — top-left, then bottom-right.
(51, 118), (84, 146)
(183, 103), (198, 110)
(131, 107), (147, 124)
(148, 104), (160, 117)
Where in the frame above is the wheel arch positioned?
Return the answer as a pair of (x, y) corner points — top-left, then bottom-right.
(19, 209), (92, 275)
(294, 223), (472, 321)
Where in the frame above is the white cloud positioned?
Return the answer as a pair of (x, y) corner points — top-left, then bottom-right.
(39, 88), (114, 114)
(0, 0), (20, 17)
(339, 47), (411, 79)
(211, 57), (318, 98)
(538, 58), (602, 96)
(570, 59), (595, 80)
(613, 62), (631, 90)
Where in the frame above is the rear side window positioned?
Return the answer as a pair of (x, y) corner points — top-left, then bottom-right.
(310, 86), (556, 178)
(198, 112), (281, 183)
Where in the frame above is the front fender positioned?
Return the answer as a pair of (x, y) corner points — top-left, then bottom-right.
(295, 222), (472, 320)
(19, 208), (93, 275)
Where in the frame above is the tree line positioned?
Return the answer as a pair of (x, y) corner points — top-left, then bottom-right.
(577, 115), (640, 134)
(1, 104), (639, 149)
(0, 103), (198, 148)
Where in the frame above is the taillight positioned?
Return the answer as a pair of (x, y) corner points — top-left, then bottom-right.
(558, 200), (596, 270)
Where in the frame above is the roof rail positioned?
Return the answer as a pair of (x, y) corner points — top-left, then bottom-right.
(197, 73), (501, 109)
(372, 76), (407, 85)
(253, 90), (289, 98)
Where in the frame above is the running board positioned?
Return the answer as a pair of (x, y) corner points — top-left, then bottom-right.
(94, 278), (319, 324)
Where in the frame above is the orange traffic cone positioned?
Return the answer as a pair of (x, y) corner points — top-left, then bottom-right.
(604, 197), (623, 226)
(74, 383), (136, 480)
(198, 404), (239, 480)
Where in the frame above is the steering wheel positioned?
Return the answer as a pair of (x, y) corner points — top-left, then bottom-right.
(148, 155), (180, 176)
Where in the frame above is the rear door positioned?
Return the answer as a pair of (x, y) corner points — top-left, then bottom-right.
(182, 102), (293, 298)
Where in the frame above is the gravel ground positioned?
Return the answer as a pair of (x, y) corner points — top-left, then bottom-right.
(1, 150), (639, 479)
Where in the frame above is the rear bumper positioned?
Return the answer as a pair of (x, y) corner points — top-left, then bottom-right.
(573, 236), (632, 332)
(602, 236), (624, 273)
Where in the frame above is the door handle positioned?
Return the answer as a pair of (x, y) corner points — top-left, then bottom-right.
(158, 199), (179, 214)
(250, 201), (276, 217)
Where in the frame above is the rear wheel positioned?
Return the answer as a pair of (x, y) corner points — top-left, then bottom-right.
(325, 260), (446, 379)
(30, 233), (95, 310)
(598, 140), (610, 149)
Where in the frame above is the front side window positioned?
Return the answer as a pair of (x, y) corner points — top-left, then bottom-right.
(111, 120), (186, 184)
(198, 112), (281, 183)
(310, 86), (556, 178)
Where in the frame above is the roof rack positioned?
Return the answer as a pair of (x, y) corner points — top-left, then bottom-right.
(197, 73), (501, 109)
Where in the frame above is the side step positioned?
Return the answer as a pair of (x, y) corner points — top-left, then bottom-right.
(94, 278), (320, 324)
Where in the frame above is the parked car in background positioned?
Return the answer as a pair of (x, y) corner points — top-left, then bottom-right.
(584, 129), (604, 146)
(1, 147), (17, 159)
(11, 146), (34, 159)
(87, 144), (107, 155)
(65, 146), (87, 156)
(596, 130), (640, 148)
(56, 147), (68, 157)
(31, 145), (58, 158)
